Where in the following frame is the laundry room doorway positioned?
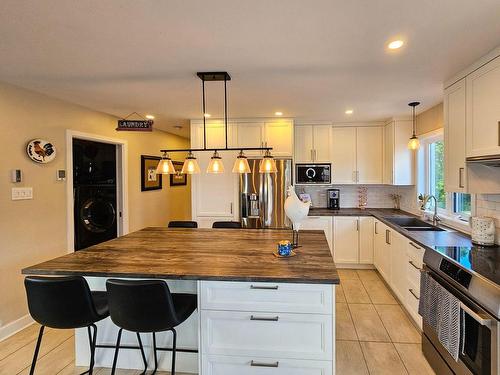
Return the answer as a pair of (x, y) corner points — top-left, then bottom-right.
(65, 130), (129, 252)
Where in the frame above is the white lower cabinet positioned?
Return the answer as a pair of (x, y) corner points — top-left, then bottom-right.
(202, 355), (333, 375)
(389, 231), (408, 302)
(333, 216), (374, 265)
(300, 216), (333, 253)
(199, 280), (334, 375)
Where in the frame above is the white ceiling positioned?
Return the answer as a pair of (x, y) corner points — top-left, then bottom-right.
(1, 0), (500, 138)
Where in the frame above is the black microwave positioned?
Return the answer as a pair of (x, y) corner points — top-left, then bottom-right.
(295, 163), (331, 184)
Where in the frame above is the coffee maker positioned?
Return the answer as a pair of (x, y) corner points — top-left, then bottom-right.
(327, 189), (340, 210)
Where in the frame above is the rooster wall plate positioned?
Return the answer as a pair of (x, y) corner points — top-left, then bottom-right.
(26, 139), (56, 163)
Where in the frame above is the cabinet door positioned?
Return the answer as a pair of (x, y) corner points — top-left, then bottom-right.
(357, 127), (384, 184)
(359, 217), (374, 264)
(192, 151), (238, 218)
(191, 120), (229, 149)
(373, 220), (385, 270)
(466, 56), (500, 157)
(312, 125), (332, 162)
(236, 122), (265, 156)
(265, 120), (293, 157)
(444, 78), (467, 192)
(300, 216), (332, 253)
(383, 122), (394, 184)
(331, 127), (357, 184)
(294, 125), (314, 163)
(393, 120), (414, 185)
(333, 216), (359, 263)
(378, 227), (392, 283)
(389, 232), (408, 302)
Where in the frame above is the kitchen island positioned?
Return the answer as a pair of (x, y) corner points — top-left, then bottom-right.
(23, 228), (339, 374)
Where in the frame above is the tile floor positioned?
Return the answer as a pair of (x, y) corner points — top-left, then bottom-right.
(335, 268), (435, 375)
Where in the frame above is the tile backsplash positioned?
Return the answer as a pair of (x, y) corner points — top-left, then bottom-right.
(476, 194), (500, 244)
(295, 185), (416, 210)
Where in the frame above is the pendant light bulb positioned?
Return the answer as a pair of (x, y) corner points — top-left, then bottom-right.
(156, 152), (176, 174)
(207, 151), (225, 173)
(407, 101), (421, 151)
(259, 149), (278, 174)
(232, 150), (251, 173)
(181, 151), (201, 174)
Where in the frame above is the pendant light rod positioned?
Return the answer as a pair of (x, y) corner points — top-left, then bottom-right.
(224, 76), (228, 149)
(202, 78), (207, 150)
(160, 147), (273, 153)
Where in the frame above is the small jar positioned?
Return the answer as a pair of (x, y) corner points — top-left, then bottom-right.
(277, 240), (292, 256)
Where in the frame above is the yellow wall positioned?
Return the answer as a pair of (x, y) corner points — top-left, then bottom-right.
(417, 102), (443, 135)
(0, 81), (191, 330)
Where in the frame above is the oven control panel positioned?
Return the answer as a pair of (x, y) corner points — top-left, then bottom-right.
(439, 259), (472, 289)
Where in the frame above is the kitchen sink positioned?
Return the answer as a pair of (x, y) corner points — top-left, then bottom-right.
(385, 217), (445, 232)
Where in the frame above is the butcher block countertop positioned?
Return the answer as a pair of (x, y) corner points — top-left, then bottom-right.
(22, 228), (339, 284)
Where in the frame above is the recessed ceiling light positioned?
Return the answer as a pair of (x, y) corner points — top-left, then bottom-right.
(275, 111), (283, 116)
(204, 113), (211, 118)
(345, 109), (353, 115)
(388, 40), (404, 50)
(145, 114), (155, 119)
(173, 125), (183, 130)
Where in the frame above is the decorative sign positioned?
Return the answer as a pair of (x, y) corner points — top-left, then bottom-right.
(116, 119), (153, 132)
(26, 139), (56, 163)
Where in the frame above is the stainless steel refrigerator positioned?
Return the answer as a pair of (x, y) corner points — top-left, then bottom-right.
(239, 159), (292, 229)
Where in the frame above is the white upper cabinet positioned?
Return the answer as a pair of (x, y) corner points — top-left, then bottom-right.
(383, 120), (414, 185)
(234, 122), (265, 156)
(444, 78), (467, 192)
(357, 127), (384, 184)
(466, 56), (500, 157)
(294, 124), (331, 163)
(331, 127), (357, 184)
(191, 120), (235, 149)
(264, 120), (294, 157)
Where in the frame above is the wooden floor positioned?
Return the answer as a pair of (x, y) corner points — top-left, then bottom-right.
(1, 269), (434, 375)
(336, 269), (435, 375)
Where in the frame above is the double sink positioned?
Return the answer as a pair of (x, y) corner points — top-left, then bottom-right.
(385, 217), (445, 232)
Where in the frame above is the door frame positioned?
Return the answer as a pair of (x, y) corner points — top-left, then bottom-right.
(66, 130), (129, 253)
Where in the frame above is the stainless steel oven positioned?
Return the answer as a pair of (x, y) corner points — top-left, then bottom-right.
(422, 266), (499, 375)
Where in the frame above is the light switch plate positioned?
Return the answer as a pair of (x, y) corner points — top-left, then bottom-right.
(12, 187), (33, 200)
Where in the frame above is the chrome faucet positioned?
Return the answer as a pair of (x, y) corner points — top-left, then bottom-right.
(428, 195), (441, 226)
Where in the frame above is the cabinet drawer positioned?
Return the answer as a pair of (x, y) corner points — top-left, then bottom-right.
(407, 241), (424, 266)
(202, 355), (332, 375)
(407, 258), (422, 292)
(405, 287), (422, 329)
(200, 281), (333, 314)
(201, 310), (333, 360)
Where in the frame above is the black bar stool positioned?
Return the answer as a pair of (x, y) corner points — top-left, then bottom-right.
(24, 276), (109, 375)
(106, 279), (197, 375)
(168, 220), (198, 228)
(212, 221), (242, 229)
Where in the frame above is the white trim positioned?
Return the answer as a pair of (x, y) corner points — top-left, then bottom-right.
(0, 315), (34, 341)
(65, 130), (129, 253)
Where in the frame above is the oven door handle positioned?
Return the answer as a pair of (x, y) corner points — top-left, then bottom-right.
(460, 302), (492, 328)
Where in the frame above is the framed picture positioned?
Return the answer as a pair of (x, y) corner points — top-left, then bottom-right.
(141, 155), (162, 191)
(170, 161), (187, 186)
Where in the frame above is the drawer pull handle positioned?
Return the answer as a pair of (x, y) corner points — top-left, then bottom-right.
(408, 260), (422, 270)
(250, 315), (279, 322)
(409, 288), (420, 300)
(250, 285), (279, 290)
(251, 360), (279, 368)
(409, 242), (421, 249)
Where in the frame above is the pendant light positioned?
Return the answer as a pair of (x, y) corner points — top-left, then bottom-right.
(207, 150), (225, 173)
(181, 151), (201, 174)
(156, 152), (176, 174)
(232, 150), (251, 173)
(259, 149), (278, 173)
(407, 101), (420, 150)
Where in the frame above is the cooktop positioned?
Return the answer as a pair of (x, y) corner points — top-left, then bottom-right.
(433, 245), (500, 286)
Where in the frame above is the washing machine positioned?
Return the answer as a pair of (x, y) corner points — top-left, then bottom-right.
(74, 186), (117, 250)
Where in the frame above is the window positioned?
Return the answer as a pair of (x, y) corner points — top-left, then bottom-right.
(417, 129), (473, 223)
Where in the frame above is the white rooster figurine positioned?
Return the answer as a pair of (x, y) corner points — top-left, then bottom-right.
(284, 185), (310, 247)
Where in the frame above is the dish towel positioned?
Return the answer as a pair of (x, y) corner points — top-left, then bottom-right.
(419, 271), (461, 361)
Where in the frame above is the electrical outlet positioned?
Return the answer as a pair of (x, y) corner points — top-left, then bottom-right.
(12, 187), (33, 200)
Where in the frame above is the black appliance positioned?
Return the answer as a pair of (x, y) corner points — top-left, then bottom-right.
(422, 246), (499, 375)
(74, 186), (117, 251)
(73, 139), (117, 251)
(327, 189), (340, 210)
(295, 163), (331, 184)
(73, 139), (116, 185)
